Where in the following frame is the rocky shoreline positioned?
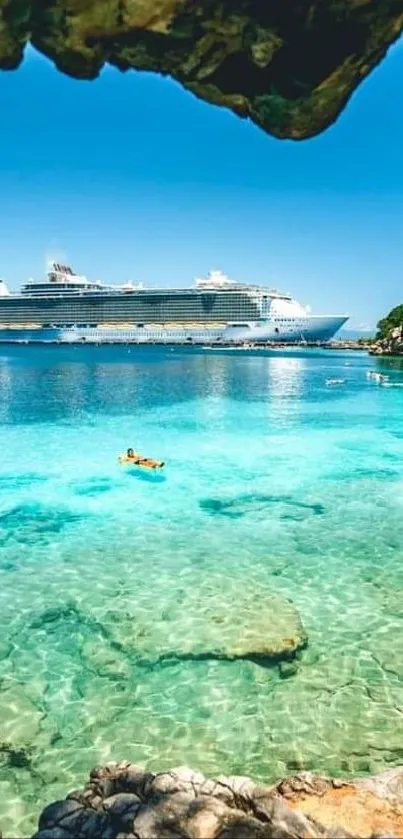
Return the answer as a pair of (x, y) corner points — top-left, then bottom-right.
(28, 761), (403, 839)
(370, 326), (403, 356)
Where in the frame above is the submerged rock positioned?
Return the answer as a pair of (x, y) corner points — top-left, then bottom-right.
(200, 493), (325, 520)
(129, 581), (307, 665)
(30, 602), (81, 629)
(33, 762), (403, 838)
(279, 661), (299, 680)
(0, 473), (47, 490)
(0, 741), (32, 769)
(0, 502), (85, 546)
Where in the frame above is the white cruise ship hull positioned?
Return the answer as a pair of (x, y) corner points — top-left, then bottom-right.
(0, 316), (347, 345)
(222, 315), (348, 343)
(54, 315), (347, 344)
(0, 315), (348, 344)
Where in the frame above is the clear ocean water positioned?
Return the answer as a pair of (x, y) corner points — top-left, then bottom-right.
(1, 344), (403, 836)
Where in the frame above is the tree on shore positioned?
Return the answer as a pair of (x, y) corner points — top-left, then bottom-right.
(376, 305), (403, 340)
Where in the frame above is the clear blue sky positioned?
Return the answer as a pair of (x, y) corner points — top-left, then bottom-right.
(1, 41), (403, 329)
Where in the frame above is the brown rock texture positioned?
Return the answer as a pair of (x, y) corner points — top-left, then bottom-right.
(370, 326), (403, 355)
(275, 771), (403, 838)
(1, 1), (403, 139)
(30, 762), (403, 839)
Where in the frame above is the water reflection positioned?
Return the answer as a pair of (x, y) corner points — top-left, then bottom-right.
(376, 356), (403, 375)
(0, 345), (371, 425)
(0, 357), (12, 422)
(268, 356), (305, 399)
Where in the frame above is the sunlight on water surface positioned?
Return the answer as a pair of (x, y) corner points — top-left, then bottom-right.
(0, 345), (403, 835)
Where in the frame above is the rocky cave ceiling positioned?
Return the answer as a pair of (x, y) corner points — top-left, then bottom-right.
(1, 0), (403, 139)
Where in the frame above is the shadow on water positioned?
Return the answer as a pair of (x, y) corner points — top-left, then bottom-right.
(125, 468), (167, 484)
(199, 493), (325, 519)
(73, 477), (115, 497)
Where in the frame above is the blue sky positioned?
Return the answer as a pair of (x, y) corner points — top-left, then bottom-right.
(1, 41), (403, 329)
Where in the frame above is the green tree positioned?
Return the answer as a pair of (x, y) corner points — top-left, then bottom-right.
(376, 305), (403, 340)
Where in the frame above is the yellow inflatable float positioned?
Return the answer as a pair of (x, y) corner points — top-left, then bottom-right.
(118, 449), (165, 471)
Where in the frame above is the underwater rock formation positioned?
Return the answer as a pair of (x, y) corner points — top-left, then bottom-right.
(0, 502), (85, 546)
(200, 493), (325, 520)
(123, 583), (307, 664)
(1, 1), (403, 139)
(32, 762), (403, 838)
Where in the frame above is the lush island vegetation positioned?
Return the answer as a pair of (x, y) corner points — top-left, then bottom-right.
(370, 305), (403, 355)
(376, 305), (403, 340)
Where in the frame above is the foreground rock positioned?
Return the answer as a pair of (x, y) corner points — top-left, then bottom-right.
(1, 2), (403, 140)
(276, 771), (403, 838)
(32, 762), (403, 838)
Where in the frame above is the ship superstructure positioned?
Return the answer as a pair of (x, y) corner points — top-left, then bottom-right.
(0, 264), (348, 343)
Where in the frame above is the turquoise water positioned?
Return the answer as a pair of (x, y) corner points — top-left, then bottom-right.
(1, 345), (403, 835)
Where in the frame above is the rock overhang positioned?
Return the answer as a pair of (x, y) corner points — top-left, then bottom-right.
(1, 1), (403, 140)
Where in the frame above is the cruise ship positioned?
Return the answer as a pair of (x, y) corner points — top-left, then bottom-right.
(0, 263), (348, 344)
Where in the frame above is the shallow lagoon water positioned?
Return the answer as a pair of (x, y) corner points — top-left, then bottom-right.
(1, 345), (403, 834)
